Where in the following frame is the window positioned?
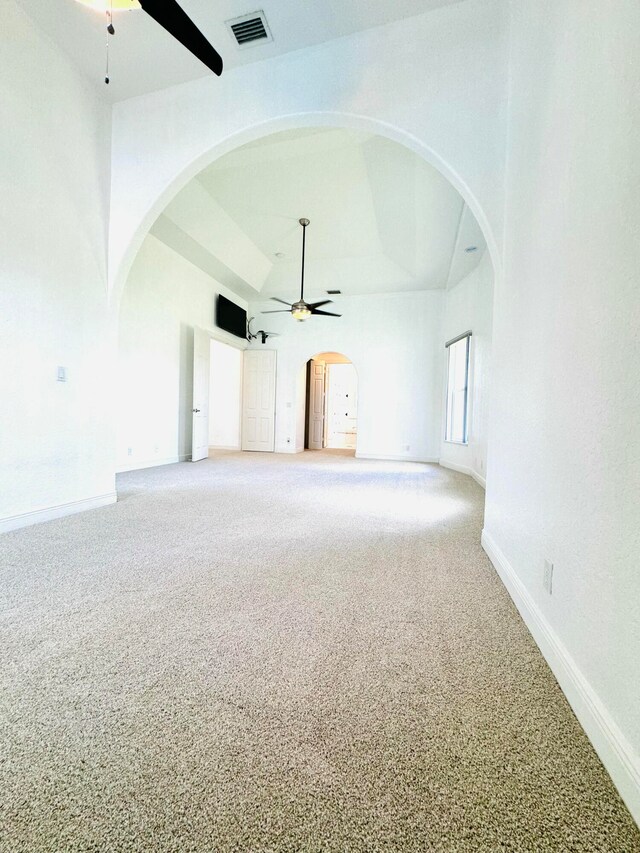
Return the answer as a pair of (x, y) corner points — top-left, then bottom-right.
(445, 332), (471, 444)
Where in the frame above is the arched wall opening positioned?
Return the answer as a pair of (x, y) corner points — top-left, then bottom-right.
(110, 111), (502, 315)
(116, 120), (496, 486)
(302, 352), (358, 454)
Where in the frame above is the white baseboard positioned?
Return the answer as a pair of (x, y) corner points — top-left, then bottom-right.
(482, 529), (640, 827)
(439, 459), (486, 489)
(440, 459), (472, 476)
(0, 492), (117, 535)
(473, 471), (487, 489)
(356, 452), (439, 464)
(208, 445), (241, 451)
(117, 454), (189, 473)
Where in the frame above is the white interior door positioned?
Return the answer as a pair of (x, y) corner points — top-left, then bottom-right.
(326, 363), (358, 449)
(191, 327), (211, 462)
(242, 350), (276, 452)
(307, 359), (326, 450)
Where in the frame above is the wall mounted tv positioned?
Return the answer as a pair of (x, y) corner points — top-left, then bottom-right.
(216, 294), (247, 340)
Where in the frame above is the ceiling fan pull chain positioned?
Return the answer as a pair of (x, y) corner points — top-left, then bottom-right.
(105, 0), (115, 84)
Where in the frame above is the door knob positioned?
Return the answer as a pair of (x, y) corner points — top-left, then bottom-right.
(192, 408), (201, 413)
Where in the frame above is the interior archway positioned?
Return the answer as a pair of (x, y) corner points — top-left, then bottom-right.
(303, 352), (358, 454)
(115, 124), (495, 490)
(110, 111), (502, 315)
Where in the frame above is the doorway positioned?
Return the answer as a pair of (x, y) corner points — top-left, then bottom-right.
(208, 338), (243, 453)
(305, 352), (358, 451)
(191, 331), (247, 463)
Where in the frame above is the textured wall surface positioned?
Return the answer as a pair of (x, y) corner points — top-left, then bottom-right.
(0, 0), (114, 522)
(484, 0), (640, 816)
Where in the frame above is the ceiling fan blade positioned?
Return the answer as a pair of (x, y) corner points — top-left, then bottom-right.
(262, 310), (292, 314)
(138, 0), (224, 77)
(307, 300), (333, 309)
(270, 298), (293, 306)
(311, 309), (342, 317)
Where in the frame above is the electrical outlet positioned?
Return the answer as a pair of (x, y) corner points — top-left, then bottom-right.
(404, 444), (410, 451)
(543, 559), (554, 595)
(56, 366), (67, 382)
(127, 447), (133, 457)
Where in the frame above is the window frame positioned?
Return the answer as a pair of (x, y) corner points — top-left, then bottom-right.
(444, 331), (472, 445)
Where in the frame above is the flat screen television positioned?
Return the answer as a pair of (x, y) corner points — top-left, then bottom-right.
(216, 294), (247, 340)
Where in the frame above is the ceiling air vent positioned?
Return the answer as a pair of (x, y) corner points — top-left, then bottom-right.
(226, 11), (272, 48)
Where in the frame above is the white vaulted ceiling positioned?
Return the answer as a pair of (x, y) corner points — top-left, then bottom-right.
(150, 127), (487, 301)
(16, 0), (467, 102)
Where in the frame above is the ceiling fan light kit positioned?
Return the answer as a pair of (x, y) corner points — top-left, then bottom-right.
(262, 219), (342, 323)
(75, 0), (140, 9)
(292, 304), (312, 321)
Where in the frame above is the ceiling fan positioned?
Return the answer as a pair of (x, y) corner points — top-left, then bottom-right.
(79, 0), (223, 83)
(138, 0), (223, 76)
(262, 219), (342, 321)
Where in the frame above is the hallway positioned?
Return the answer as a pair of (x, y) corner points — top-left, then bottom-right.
(1, 452), (637, 851)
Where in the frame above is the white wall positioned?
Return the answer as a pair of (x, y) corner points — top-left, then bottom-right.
(248, 292), (444, 461)
(484, 0), (640, 822)
(109, 0), (508, 301)
(440, 252), (493, 485)
(0, 1), (115, 530)
(117, 235), (246, 471)
(6, 0), (639, 826)
(209, 340), (242, 449)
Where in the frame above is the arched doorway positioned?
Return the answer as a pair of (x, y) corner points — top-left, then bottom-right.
(115, 123), (495, 485)
(109, 111), (502, 314)
(305, 352), (357, 453)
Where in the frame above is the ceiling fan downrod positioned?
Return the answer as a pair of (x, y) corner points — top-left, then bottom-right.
(299, 217), (309, 303)
(262, 217), (342, 322)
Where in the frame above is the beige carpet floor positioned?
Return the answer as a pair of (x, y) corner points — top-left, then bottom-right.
(0, 450), (638, 852)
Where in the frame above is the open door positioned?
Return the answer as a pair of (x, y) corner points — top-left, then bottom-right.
(242, 350), (276, 451)
(307, 359), (326, 450)
(191, 327), (210, 462)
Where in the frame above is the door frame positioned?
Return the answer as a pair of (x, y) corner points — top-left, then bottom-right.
(306, 358), (327, 450)
(301, 351), (359, 453)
